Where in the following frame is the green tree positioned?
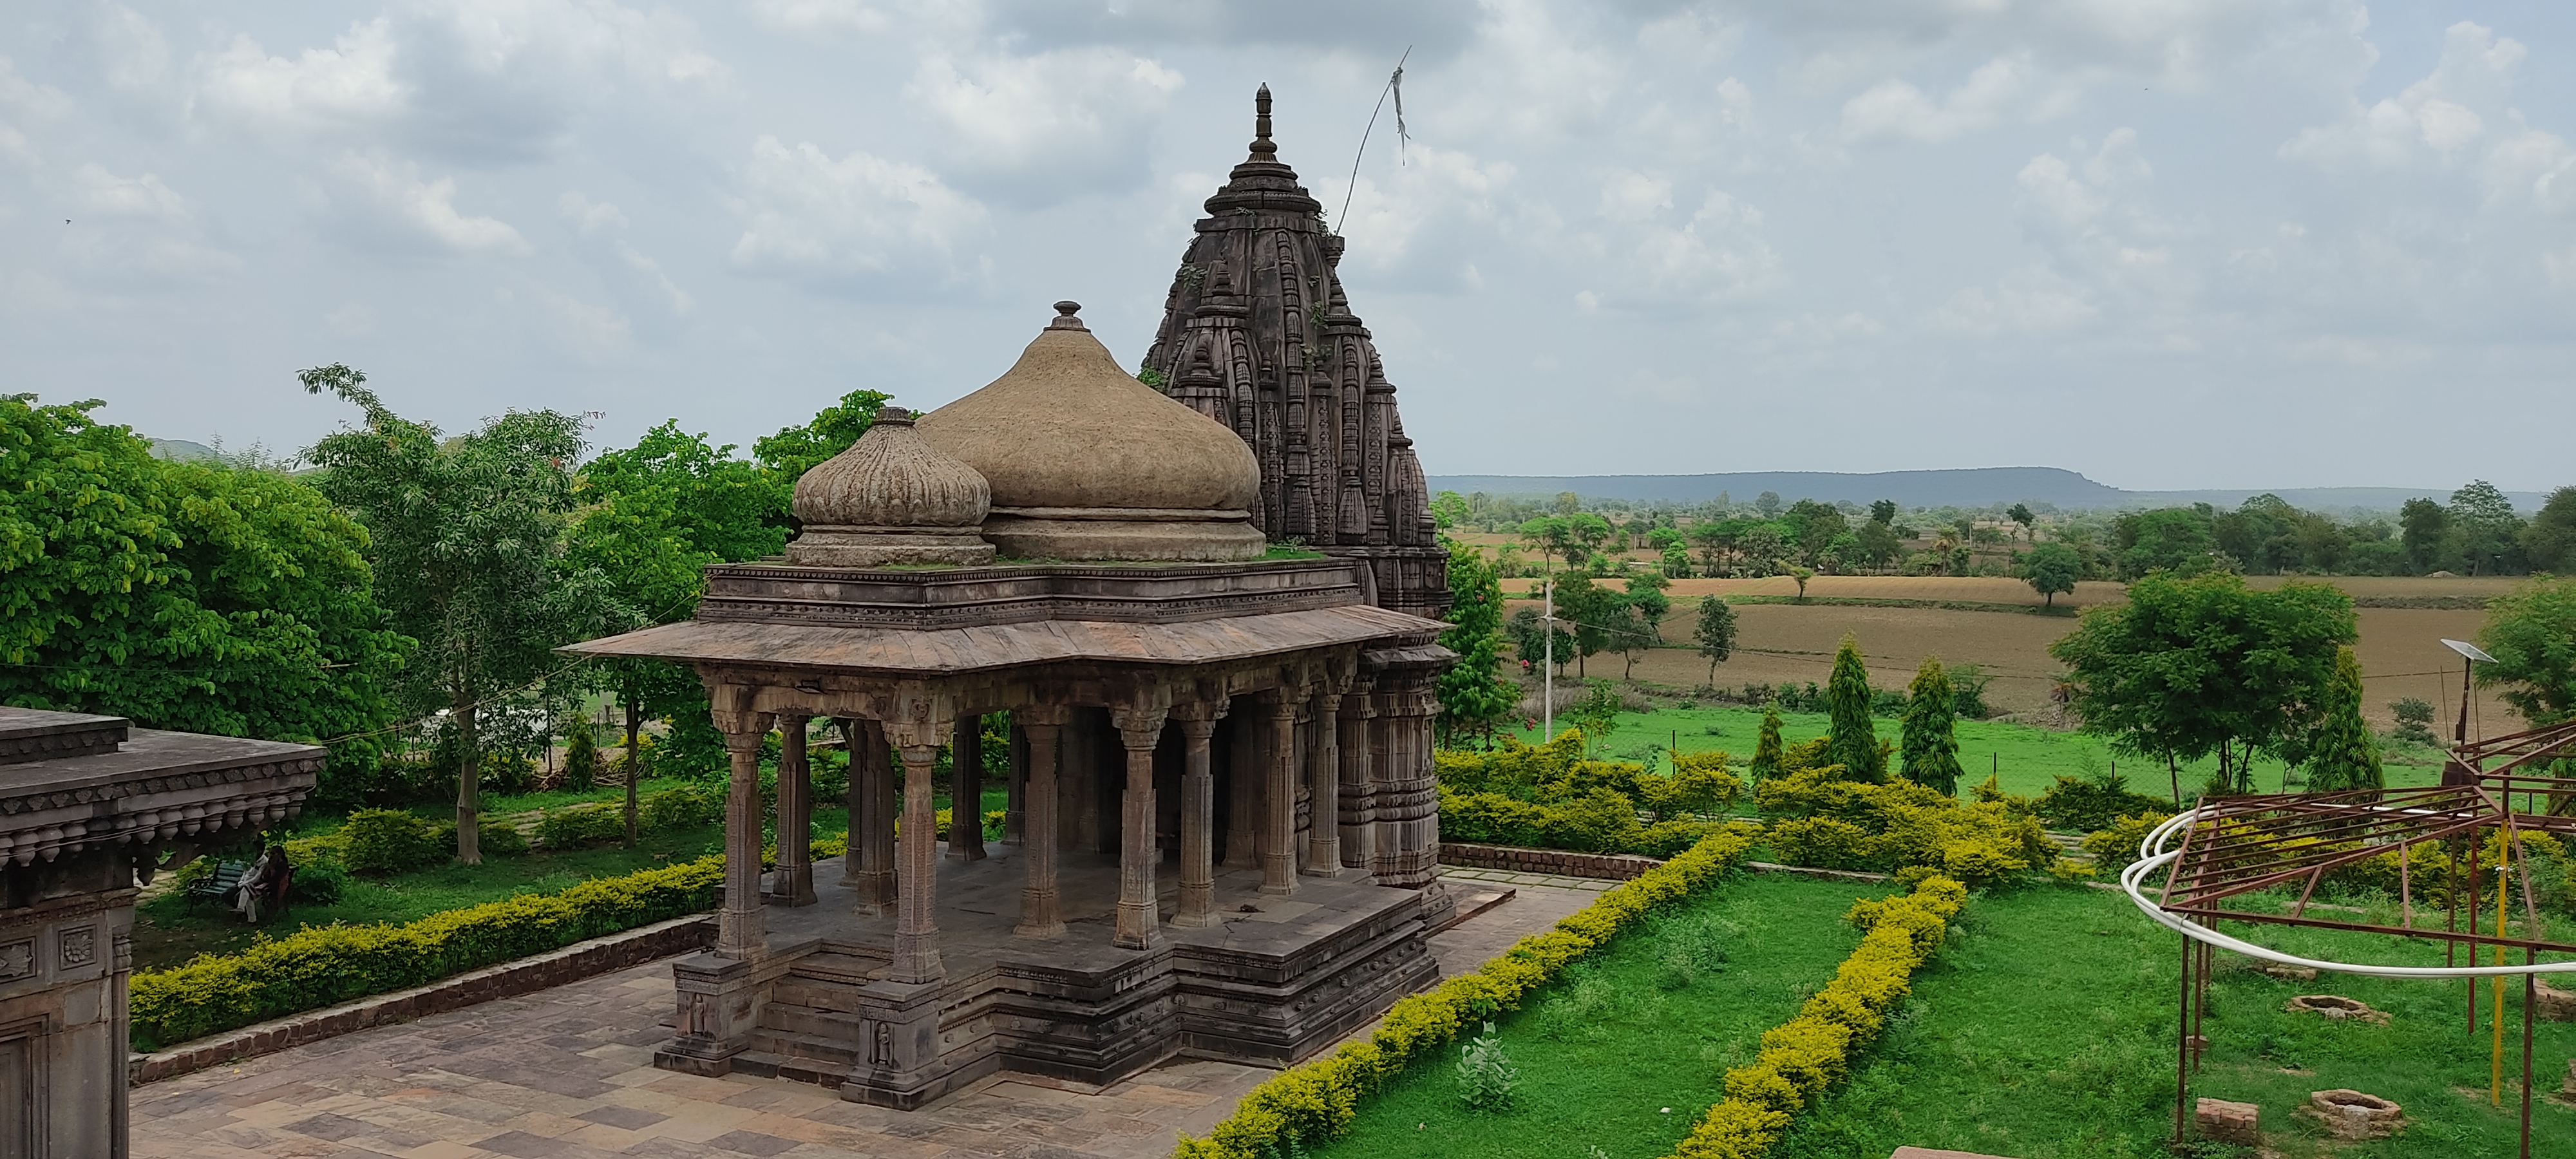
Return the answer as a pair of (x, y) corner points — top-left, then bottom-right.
(0, 395), (411, 800)
(566, 422), (791, 842)
(2007, 503), (2035, 542)
(1855, 519), (1902, 570)
(1750, 705), (1785, 781)
(1505, 607), (1571, 675)
(1436, 540), (1519, 747)
(2018, 541), (2082, 608)
(2520, 486), (2576, 575)
(1754, 491), (1782, 518)
(2049, 571), (2356, 793)
(1430, 490), (1473, 531)
(1786, 564), (1815, 601)
(1824, 633), (1884, 782)
(1900, 658), (1962, 795)
(1692, 595), (1736, 686)
(2398, 498), (2451, 573)
(562, 721), (600, 791)
(301, 364), (614, 863)
(1868, 499), (1897, 525)
(2302, 647), (2382, 793)
(1553, 573), (1625, 679)
(2449, 480), (2525, 576)
(2111, 507), (2223, 579)
(1517, 516), (1577, 571)
(753, 388), (891, 481)
(2476, 576), (2576, 724)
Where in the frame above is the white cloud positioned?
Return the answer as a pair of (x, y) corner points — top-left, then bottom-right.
(328, 152), (530, 255)
(727, 136), (987, 287)
(2281, 21), (2524, 170)
(191, 20), (404, 138)
(1841, 55), (2036, 144)
(0, 55), (73, 165)
(748, 0), (891, 34)
(905, 48), (1181, 200)
(560, 191), (628, 236)
(1627, 191), (1779, 301)
(1924, 267), (2097, 335)
(71, 164), (189, 221)
(523, 283), (631, 359)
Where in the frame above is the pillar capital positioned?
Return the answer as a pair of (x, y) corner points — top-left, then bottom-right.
(1110, 704), (1170, 745)
(712, 710), (775, 746)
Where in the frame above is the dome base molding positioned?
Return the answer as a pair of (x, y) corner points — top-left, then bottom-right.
(784, 525), (997, 567)
(983, 509), (1264, 562)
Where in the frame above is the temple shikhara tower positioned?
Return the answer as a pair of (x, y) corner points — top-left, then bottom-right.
(1142, 86), (1450, 621)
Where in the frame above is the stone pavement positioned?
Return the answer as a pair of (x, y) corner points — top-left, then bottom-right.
(133, 876), (1598, 1159)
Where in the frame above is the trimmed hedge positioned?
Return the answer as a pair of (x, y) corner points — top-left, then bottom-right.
(1171, 824), (1762, 1159)
(1664, 874), (1968, 1159)
(129, 856), (724, 1051)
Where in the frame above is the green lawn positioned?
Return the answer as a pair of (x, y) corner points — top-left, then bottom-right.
(1314, 871), (1898, 1159)
(1504, 704), (2451, 805)
(1773, 885), (2576, 1159)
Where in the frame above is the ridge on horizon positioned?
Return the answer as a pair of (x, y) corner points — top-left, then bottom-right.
(1423, 466), (2549, 512)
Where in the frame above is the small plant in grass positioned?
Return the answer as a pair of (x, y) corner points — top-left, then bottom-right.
(1455, 1021), (1517, 1112)
(2389, 696), (2438, 744)
(562, 725), (600, 791)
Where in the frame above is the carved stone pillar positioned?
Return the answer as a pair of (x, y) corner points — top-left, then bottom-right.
(1260, 691), (1300, 897)
(889, 722), (949, 983)
(769, 714), (817, 907)
(842, 719), (896, 916)
(1223, 708), (1260, 870)
(1173, 703), (1226, 928)
(1014, 706), (1068, 939)
(1303, 690), (1341, 875)
(1110, 706), (1169, 949)
(712, 706), (775, 959)
(1339, 679), (1377, 872)
(1370, 677), (1443, 890)
(951, 713), (986, 862)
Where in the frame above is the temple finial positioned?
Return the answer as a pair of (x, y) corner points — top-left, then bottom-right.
(1249, 84), (1275, 160)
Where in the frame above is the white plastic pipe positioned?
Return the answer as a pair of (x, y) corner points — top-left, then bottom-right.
(2122, 807), (2576, 978)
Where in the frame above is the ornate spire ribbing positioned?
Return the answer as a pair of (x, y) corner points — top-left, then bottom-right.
(1143, 88), (1448, 618)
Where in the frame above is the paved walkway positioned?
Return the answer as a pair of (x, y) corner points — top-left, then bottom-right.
(134, 876), (1596, 1159)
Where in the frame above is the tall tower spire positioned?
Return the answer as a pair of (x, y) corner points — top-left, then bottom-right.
(1142, 86), (1450, 620)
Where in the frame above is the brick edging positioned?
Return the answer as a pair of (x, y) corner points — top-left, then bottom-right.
(128, 913), (713, 1086)
(1440, 842), (1903, 886)
(1439, 842), (1664, 880)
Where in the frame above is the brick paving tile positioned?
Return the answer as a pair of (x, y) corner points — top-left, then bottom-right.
(573, 1105), (669, 1131)
(703, 1129), (800, 1155)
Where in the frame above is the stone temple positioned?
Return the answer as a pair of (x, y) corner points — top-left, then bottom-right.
(562, 100), (1456, 1107)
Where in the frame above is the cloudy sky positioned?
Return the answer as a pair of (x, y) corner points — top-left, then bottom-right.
(4, 1), (2571, 491)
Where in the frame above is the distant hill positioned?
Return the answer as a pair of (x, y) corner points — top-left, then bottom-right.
(1425, 469), (2549, 513)
(147, 439), (218, 462)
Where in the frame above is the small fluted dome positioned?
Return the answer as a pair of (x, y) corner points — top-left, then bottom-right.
(784, 407), (996, 567)
(916, 302), (1264, 561)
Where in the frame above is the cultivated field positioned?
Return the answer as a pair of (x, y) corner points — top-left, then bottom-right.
(1502, 576), (2528, 730)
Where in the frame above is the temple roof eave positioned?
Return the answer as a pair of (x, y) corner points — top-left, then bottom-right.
(557, 604), (1451, 678)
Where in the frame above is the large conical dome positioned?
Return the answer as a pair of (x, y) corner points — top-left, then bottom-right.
(916, 302), (1265, 561)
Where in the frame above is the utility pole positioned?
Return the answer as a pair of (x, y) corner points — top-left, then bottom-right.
(1542, 574), (1555, 741)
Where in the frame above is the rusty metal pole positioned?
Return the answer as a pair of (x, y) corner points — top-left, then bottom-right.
(2175, 928), (2192, 1145)
(2522, 966), (2535, 1159)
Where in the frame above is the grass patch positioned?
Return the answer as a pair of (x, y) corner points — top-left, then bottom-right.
(1314, 872), (1897, 1159)
(1721, 595), (2079, 617)
(1772, 885), (2576, 1159)
(1506, 705), (2448, 802)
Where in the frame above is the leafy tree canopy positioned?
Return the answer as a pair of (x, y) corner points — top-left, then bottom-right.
(752, 388), (890, 482)
(2476, 576), (2576, 725)
(0, 393), (411, 800)
(2019, 541), (2083, 607)
(1435, 539), (1518, 746)
(2048, 570), (2355, 789)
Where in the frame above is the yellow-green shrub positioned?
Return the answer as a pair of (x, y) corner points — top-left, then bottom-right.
(1667, 875), (1967, 1159)
(129, 855), (724, 1051)
(1171, 825), (1763, 1159)
(2080, 811), (2172, 879)
(1756, 769), (2047, 885)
